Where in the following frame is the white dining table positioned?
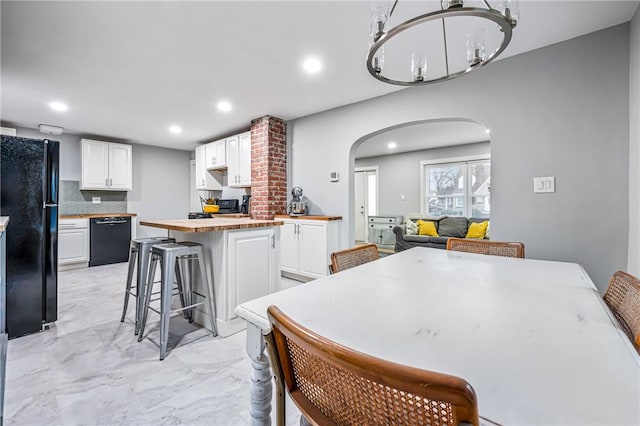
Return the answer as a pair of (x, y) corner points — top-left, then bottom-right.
(235, 247), (640, 425)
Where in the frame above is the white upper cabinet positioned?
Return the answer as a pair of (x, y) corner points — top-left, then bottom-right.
(81, 139), (132, 191)
(205, 139), (227, 170)
(228, 131), (251, 187)
(195, 145), (223, 190)
(108, 143), (133, 190)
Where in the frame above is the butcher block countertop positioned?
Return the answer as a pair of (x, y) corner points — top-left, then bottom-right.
(140, 218), (283, 233)
(274, 214), (342, 221)
(0, 216), (9, 232)
(60, 213), (137, 219)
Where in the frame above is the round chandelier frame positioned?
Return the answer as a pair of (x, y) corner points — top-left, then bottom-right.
(366, 3), (516, 86)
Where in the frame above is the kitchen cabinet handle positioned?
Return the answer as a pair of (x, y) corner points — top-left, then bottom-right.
(105, 178), (109, 186)
(271, 234), (275, 248)
(110, 178), (112, 186)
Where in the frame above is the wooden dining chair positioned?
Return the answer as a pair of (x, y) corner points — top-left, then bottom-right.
(446, 238), (525, 258)
(265, 305), (480, 426)
(330, 243), (380, 274)
(603, 270), (640, 351)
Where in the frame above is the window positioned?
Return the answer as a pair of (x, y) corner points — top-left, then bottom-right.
(421, 157), (490, 218)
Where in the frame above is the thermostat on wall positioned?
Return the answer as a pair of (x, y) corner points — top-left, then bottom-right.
(330, 172), (339, 182)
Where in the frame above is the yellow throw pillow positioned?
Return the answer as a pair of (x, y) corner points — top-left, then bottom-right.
(417, 220), (438, 237)
(466, 221), (489, 239)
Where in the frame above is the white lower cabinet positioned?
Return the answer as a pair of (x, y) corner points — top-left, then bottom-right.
(227, 228), (277, 316)
(58, 219), (89, 269)
(280, 218), (340, 280)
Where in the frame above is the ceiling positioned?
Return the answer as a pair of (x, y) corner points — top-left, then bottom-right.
(1, 1), (638, 151)
(355, 119), (489, 158)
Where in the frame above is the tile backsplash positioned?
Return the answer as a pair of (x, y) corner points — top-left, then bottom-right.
(59, 180), (127, 215)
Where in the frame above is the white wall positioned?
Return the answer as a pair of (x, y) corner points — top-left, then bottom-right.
(355, 142), (490, 215)
(629, 7), (640, 276)
(124, 144), (190, 238)
(288, 24), (630, 291)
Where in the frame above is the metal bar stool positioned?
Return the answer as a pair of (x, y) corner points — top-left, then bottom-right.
(121, 236), (175, 334)
(137, 241), (217, 360)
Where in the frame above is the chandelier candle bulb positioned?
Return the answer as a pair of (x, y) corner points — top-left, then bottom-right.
(466, 29), (486, 67)
(500, 0), (519, 27)
(373, 56), (382, 74)
(370, 2), (389, 41)
(442, 0), (464, 9)
(411, 53), (427, 82)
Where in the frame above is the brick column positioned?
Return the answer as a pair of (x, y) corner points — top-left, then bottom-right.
(250, 116), (287, 220)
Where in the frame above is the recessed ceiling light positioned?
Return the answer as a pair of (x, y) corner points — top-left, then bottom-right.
(169, 125), (182, 134)
(217, 101), (232, 112)
(302, 57), (323, 74)
(485, 128), (491, 134)
(49, 101), (68, 112)
(387, 141), (397, 149)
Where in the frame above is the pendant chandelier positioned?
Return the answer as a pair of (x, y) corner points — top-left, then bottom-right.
(367, 0), (519, 86)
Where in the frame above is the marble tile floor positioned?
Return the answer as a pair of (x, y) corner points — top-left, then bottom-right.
(5, 262), (303, 425)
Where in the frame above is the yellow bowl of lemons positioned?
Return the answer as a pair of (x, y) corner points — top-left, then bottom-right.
(203, 204), (219, 213)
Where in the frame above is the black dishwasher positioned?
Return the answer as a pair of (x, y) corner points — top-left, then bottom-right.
(89, 216), (131, 266)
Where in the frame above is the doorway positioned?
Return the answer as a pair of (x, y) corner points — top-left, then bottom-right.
(354, 167), (378, 243)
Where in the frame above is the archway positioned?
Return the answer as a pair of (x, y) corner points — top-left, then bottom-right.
(349, 118), (491, 248)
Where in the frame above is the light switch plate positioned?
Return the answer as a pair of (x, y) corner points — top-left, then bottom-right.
(533, 176), (555, 193)
(92, 196), (101, 204)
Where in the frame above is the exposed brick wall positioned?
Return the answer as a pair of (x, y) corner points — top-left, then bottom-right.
(250, 116), (287, 220)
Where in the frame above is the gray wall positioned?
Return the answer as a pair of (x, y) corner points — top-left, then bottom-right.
(125, 143), (190, 238)
(629, 7), (640, 276)
(12, 126), (191, 238)
(288, 24), (630, 291)
(355, 142), (490, 215)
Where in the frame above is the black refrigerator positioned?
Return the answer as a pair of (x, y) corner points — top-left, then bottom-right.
(0, 136), (59, 338)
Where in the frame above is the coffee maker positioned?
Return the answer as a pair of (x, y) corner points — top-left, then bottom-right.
(240, 195), (251, 214)
(287, 187), (308, 216)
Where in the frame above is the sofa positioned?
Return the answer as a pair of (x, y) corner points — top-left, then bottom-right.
(392, 213), (489, 252)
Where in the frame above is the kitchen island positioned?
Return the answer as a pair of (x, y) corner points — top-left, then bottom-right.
(141, 217), (282, 337)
